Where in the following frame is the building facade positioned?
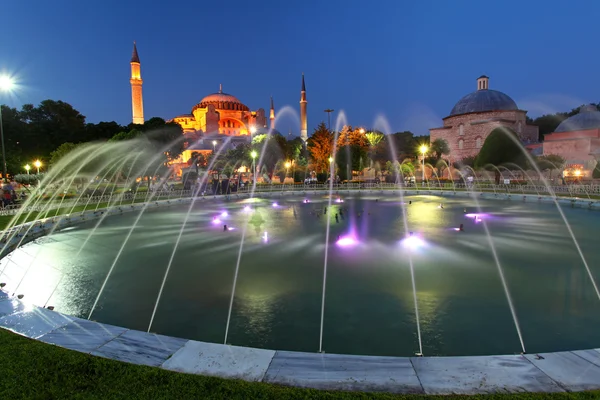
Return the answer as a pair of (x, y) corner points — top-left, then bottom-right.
(430, 75), (538, 162)
(542, 104), (600, 179)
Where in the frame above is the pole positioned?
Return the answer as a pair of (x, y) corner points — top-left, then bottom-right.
(422, 155), (425, 182)
(324, 109), (334, 131)
(0, 105), (7, 182)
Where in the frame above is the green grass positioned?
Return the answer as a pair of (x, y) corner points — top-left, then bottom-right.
(0, 328), (599, 399)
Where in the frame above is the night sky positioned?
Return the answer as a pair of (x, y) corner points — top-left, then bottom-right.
(1, 0), (598, 136)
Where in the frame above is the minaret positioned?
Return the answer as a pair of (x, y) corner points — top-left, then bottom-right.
(300, 73), (308, 141)
(269, 96), (275, 130)
(130, 42), (144, 125)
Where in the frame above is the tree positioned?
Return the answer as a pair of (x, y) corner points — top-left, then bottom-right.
(365, 131), (384, 147)
(423, 138), (450, 176)
(336, 144), (368, 181)
(49, 142), (79, 166)
(336, 125), (368, 148)
(429, 138), (450, 160)
(109, 130), (143, 142)
(21, 100), (86, 158)
(307, 122), (334, 172)
(84, 121), (125, 141)
(474, 127), (527, 169)
(537, 154), (565, 170)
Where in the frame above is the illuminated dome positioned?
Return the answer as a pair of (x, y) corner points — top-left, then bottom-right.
(200, 92), (242, 105)
(450, 90), (518, 116)
(194, 85), (249, 111)
(555, 104), (600, 133)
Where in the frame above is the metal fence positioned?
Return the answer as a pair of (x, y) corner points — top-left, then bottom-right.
(1, 183), (598, 217)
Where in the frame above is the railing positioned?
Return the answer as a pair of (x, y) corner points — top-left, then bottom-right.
(1, 183), (598, 217)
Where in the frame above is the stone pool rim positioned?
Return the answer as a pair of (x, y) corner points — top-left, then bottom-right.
(1, 191), (600, 394)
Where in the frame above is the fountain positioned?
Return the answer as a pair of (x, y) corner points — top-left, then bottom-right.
(0, 120), (598, 360)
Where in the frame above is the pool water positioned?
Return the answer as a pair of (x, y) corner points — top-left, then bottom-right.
(2, 194), (600, 357)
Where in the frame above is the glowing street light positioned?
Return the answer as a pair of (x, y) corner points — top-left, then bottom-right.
(285, 161), (292, 180)
(419, 145), (428, 182)
(250, 126), (257, 135)
(359, 128), (365, 134)
(24, 164), (30, 175)
(0, 74), (15, 182)
(328, 156), (333, 163)
(212, 140), (217, 153)
(34, 160), (42, 174)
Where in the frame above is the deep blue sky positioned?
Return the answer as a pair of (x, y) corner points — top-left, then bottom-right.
(1, 0), (598, 136)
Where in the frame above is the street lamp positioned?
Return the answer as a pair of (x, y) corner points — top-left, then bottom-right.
(324, 109), (334, 131)
(419, 145), (428, 182)
(0, 75), (15, 182)
(212, 140), (217, 153)
(359, 128), (365, 134)
(34, 160), (41, 174)
(24, 164), (30, 175)
(250, 126), (257, 136)
(285, 161), (291, 180)
(250, 150), (258, 181)
(328, 156), (333, 164)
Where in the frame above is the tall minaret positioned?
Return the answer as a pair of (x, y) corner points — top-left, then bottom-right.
(269, 96), (275, 130)
(130, 42), (144, 125)
(300, 73), (307, 141)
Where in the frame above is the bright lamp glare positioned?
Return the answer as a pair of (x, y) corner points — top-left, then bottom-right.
(0, 75), (14, 91)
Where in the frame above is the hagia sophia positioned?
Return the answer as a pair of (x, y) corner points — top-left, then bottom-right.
(129, 42), (308, 175)
(130, 43), (600, 179)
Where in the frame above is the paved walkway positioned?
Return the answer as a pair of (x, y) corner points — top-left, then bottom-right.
(1, 290), (599, 394)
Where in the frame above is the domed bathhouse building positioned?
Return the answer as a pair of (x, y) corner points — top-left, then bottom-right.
(429, 75), (538, 163)
(542, 104), (600, 180)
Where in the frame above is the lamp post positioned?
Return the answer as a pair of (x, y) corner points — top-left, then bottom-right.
(250, 125), (257, 138)
(419, 145), (428, 183)
(250, 150), (258, 183)
(324, 109), (334, 131)
(285, 161), (291, 180)
(24, 164), (30, 175)
(212, 140), (217, 153)
(34, 160), (41, 174)
(0, 75), (15, 182)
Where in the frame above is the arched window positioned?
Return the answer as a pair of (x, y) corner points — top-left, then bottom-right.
(459, 124), (464, 136)
(476, 137), (482, 148)
(458, 139), (464, 150)
(517, 121), (522, 134)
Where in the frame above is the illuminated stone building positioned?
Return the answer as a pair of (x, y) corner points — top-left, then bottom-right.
(128, 44), (308, 175)
(429, 75), (538, 162)
(542, 104), (600, 179)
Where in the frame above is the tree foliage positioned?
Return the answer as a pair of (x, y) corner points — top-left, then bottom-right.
(307, 122), (334, 172)
(49, 143), (80, 166)
(474, 127), (527, 168)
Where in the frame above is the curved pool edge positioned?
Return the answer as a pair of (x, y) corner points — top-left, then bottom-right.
(1, 192), (600, 394)
(0, 292), (599, 395)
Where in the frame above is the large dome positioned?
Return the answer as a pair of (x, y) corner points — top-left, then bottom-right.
(200, 92), (243, 105)
(193, 85), (249, 112)
(555, 104), (600, 133)
(450, 89), (518, 116)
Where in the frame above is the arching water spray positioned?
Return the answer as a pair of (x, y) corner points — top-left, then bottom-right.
(374, 113), (423, 356)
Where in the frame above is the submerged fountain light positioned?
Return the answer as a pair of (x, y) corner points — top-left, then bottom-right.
(212, 217), (222, 225)
(243, 205), (252, 213)
(263, 231), (268, 242)
(221, 211), (228, 217)
(336, 235), (357, 247)
(335, 198), (344, 203)
(402, 233), (426, 249)
(272, 202), (278, 207)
